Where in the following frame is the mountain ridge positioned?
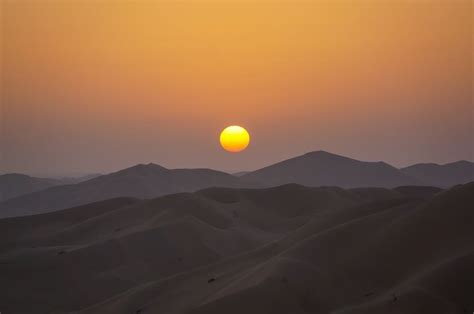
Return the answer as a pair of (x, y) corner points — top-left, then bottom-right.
(0, 173), (63, 202)
(0, 164), (247, 218)
(401, 159), (474, 187)
(241, 150), (422, 188)
(1, 151), (472, 218)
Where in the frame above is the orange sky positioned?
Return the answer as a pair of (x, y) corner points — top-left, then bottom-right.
(1, 0), (472, 176)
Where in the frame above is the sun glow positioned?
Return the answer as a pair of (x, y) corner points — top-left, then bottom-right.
(220, 126), (250, 153)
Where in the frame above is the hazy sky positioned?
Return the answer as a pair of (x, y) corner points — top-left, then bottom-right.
(1, 0), (473, 176)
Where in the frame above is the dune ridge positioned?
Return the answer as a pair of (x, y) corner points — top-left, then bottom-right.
(0, 183), (471, 313)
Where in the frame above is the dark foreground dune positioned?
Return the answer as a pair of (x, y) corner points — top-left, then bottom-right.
(0, 183), (472, 314)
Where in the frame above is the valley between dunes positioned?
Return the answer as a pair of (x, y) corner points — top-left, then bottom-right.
(0, 183), (472, 314)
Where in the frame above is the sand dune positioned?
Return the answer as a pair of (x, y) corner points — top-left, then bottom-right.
(0, 183), (472, 314)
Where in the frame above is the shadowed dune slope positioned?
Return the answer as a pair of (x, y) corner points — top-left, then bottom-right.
(0, 183), (472, 314)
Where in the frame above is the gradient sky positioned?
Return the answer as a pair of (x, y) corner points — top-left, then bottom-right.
(1, 0), (472, 176)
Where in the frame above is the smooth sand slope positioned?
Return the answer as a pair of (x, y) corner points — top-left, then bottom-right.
(0, 183), (472, 314)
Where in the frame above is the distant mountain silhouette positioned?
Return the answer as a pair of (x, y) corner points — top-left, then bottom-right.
(0, 182), (472, 314)
(232, 171), (250, 177)
(2, 151), (472, 218)
(0, 173), (62, 202)
(401, 160), (474, 187)
(242, 151), (421, 188)
(0, 164), (248, 218)
(55, 173), (102, 184)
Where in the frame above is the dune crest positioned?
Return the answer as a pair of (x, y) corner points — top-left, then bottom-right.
(0, 183), (472, 313)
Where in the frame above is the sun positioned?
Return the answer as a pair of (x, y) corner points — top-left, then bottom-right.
(220, 125), (250, 153)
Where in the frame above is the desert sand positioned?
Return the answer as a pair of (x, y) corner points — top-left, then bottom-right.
(0, 182), (472, 314)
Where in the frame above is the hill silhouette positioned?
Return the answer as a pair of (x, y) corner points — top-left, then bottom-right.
(0, 173), (62, 202)
(401, 160), (474, 187)
(0, 164), (247, 218)
(2, 151), (472, 218)
(242, 151), (421, 188)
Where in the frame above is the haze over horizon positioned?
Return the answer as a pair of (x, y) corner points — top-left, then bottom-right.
(1, 149), (473, 179)
(2, 0), (473, 177)
(1, 2), (474, 313)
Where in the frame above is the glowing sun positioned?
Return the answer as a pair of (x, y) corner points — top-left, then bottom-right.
(220, 125), (250, 153)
